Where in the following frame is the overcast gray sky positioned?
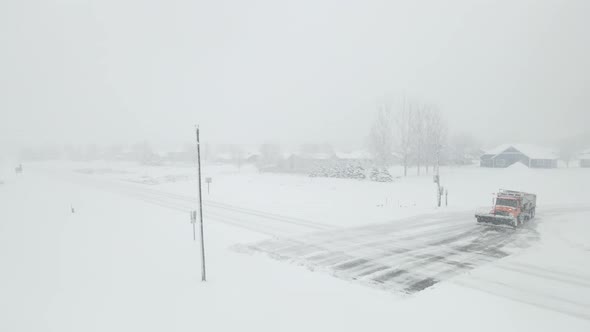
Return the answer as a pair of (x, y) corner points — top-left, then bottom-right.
(1, 0), (589, 150)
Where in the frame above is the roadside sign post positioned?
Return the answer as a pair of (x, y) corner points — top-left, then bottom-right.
(206, 177), (212, 195)
(190, 210), (197, 241)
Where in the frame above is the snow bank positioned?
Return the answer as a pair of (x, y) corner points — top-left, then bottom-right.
(506, 161), (530, 171)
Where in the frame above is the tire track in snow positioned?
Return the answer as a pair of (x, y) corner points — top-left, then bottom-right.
(246, 218), (539, 294)
(46, 170), (331, 237)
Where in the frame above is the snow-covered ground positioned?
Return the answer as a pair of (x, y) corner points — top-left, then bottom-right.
(1, 161), (589, 331)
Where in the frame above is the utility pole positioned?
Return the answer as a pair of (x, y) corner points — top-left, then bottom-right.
(435, 145), (442, 207)
(195, 126), (206, 282)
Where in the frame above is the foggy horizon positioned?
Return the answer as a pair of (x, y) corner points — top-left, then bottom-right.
(2, 0), (589, 151)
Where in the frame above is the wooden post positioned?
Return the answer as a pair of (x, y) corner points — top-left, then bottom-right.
(195, 126), (206, 282)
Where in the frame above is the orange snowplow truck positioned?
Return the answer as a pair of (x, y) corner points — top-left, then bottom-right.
(475, 189), (536, 228)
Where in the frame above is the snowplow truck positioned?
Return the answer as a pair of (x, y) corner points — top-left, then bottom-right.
(475, 190), (536, 228)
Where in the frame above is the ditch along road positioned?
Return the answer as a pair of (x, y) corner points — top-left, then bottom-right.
(37, 167), (590, 321)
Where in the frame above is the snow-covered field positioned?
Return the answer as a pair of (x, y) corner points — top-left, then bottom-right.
(1, 161), (589, 331)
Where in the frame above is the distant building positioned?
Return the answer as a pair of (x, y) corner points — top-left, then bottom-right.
(444, 146), (484, 165)
(214, 152), (233, 164)
(275, 152), (336, 173)
(580, 149), (590, 168)
(334, 151), (373, 164)
(480, 144), (558, 168)
(166, 150), (194, 163)
(244, 152), (260, 164)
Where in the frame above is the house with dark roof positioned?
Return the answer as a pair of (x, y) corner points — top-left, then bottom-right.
(480, 144), (558, 168)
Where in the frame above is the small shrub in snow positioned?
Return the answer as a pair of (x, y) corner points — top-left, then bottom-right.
(309, 163), (366, 180)
(370, 168), (393, 182)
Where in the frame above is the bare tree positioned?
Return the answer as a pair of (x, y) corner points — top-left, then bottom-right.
(423, 105), (447, 174)
(202, 142), (213, 162)
(259, 142), (282, 166)
(378, 97), (446, 177)
(560, 131), (590, 167)
(410, 104), (427, 175)
(449, 133), (480, 165)
(369, 103), (395, 167)
(229, 144), (244, 169)
(557, 135), (586, 168)
(394, 99), (413, 177)
(132, 141), (159, 165)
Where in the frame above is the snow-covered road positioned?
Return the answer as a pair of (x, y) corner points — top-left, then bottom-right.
(246, 213), (538, 293)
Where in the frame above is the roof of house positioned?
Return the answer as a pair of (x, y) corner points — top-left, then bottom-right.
(334, 150), (373, 160)
(281, 152), (334, 160)
(244, 152), (260, 159)
(484, 144), (558, 160)
(306, 152), (334, 160)
(482, 144), (513, 156)
(580, 149), (590, 157)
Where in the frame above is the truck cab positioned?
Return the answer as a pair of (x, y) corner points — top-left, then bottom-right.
(493, 196), (521, 219)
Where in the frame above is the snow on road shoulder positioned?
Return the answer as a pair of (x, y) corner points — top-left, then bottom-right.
(0, 171), (398, 332)
(449, 210), (590, 322)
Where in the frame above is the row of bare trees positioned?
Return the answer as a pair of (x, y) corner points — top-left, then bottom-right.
(369, 99), (447, 176)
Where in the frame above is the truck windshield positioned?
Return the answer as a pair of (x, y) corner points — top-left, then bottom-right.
(496, 198), (518, 208)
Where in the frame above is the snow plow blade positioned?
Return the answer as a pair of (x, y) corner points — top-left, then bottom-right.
(475, 214), (517, 228)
